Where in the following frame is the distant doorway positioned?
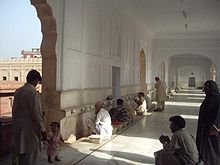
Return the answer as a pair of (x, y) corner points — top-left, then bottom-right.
(112, 66), (120, 99)
(188, 77), (195, 87)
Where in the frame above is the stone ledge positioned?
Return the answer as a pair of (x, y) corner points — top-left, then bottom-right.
(88, 135), (103, 144)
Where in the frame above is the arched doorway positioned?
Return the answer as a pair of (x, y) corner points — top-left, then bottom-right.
(169, 54), (212, 89)
(31, 0), (64, 127)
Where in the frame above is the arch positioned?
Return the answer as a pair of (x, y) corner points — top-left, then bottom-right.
(168, 53), (213, 89)
(139, 48), (147, 93)
(170, 53), (212, 62)
(11, 70), (21, 81)
(1, 70), (10, 81)
(30, 0), (64, 127)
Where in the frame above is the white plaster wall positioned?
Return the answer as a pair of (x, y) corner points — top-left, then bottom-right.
(47, 0), (153, 108)
(178, 65), (207, 88)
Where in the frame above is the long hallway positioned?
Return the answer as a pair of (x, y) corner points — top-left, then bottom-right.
(0, 89), (204, 165)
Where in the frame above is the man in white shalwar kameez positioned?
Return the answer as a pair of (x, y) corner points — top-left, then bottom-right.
(87, 101), (112, 139)
(134, 92), (148, 115)
(12, 70), (46, 165)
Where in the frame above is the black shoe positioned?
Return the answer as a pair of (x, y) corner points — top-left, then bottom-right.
(48, 159), (53, 163)
(55, 156), (61, 161)
(153, 108), (162, 112)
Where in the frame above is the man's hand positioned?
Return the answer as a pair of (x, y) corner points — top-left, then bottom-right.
(159, 135), (170, 144)
(60, 138), (65, 143)
(41, 131), (47, 141)
(133, 98), (138, 104)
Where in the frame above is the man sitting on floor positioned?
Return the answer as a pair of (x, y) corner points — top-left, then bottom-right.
(154, 115), (199, 165)
(123, 100), (136, 122)
(87, 101), (113, 139)
(134, 92), (148, 115)
(109, 99), (129, 125)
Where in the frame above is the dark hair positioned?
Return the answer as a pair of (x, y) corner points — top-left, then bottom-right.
(138, 92), (145, 97)
(26, 69), (42, 83)
(106, 95), (113, 100)
(169, 115), (185, 128)
(117, 99), (124, 105)
(50, 122), (60, 129)
(155, 77), (160, 81)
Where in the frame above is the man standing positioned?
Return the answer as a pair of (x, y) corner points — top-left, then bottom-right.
(154, 77), (166, 111)
(154, 116), (199, 165)
(12, 70), (46, 165)
(87, 101), (113, 139)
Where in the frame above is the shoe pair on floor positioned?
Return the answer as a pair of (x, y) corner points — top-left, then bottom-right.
(48, 156), (61, 163)
(153, 108), (164, 112)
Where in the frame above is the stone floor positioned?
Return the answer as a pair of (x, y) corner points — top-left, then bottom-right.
(0, 88), (204, 165)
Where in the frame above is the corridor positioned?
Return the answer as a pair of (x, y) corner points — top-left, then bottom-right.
(0, 89), (204, 165)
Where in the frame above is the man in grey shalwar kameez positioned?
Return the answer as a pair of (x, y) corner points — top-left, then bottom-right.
(154, 116), (199, 165)
(12, 70), (46, 165)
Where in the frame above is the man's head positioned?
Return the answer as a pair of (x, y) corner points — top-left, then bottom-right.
(169, 115), (185, 133)
(50, 122), (60, 132)
(50, 121), (60, 128)
(117, 99), (124, 108)
(155, 77), (160, 81)
(26, 69), (42, 87)
(95, 101), (103, 115)
(138, 92), (144, 98)
(106, 95), (113, 101)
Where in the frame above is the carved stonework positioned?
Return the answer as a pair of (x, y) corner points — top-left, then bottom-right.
(30, 0), (64, 129)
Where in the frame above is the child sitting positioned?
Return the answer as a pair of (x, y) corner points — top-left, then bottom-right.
(47, 122), (64, 163)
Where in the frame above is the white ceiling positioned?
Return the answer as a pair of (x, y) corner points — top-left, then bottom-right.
(117, 0), (220, 39)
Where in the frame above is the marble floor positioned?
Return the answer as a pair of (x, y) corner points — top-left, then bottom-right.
(0, 88), (204, 165)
